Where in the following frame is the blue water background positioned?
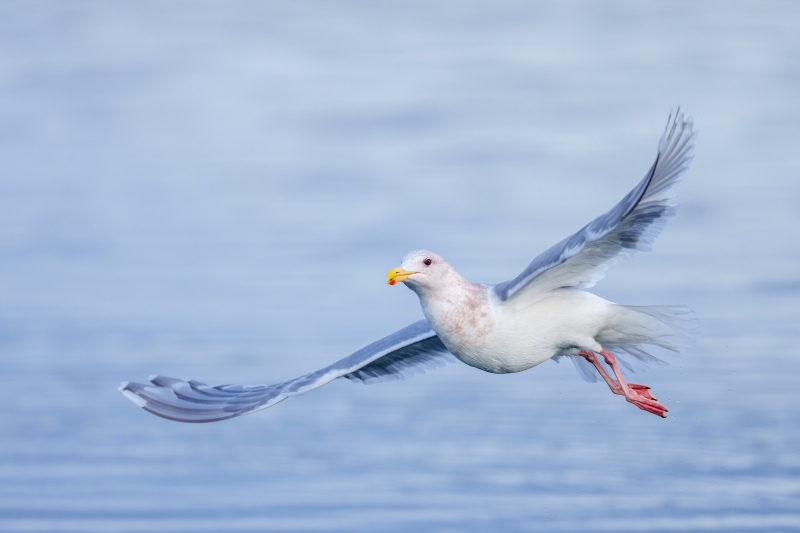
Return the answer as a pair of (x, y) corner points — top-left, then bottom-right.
(1, 2), (799, 531)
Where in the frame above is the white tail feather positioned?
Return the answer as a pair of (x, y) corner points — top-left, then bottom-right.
(606, 305), (697, 372)
(569, 304), (699, 381)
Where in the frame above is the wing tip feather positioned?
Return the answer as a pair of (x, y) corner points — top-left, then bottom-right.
(120, 387), (148, 408)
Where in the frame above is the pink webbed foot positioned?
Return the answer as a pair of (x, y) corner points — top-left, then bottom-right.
(577, 349), (669, 418)
(625, 385), (668, 418)
(629, 383), (657, 401)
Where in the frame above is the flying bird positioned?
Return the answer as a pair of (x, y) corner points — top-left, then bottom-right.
(120, 111), (697, 422)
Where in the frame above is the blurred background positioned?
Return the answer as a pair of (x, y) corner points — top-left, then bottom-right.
(1, 1), (799, 531)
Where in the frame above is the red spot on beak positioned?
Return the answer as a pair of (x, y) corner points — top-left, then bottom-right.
(389, 279), (396, 285)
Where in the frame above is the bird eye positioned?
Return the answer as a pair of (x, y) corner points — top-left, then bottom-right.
(423, 258), (432, 266)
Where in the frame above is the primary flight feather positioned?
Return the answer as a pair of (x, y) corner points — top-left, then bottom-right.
(120, 111), (698, 422)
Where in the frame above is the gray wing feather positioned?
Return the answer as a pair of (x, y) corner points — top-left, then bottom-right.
(492, 110), (696, 301)
(119, 320), (454, 423)
(343, 336), (452, 384)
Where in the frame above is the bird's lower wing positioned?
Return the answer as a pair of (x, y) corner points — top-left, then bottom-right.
(119, 320), (454, 423)
(492, 110), (696, 302)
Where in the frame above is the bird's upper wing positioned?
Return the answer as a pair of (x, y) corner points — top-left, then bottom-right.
(119, 320), (454, 423)
(492, 111), (696, 302)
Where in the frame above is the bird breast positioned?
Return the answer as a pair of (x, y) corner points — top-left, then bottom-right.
(418, 282), (495, 360)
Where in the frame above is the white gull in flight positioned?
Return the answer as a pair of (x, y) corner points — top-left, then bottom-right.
(120, 111), (698, 422)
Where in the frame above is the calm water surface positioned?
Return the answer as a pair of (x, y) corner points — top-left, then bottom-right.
(1, 2), (799, 531)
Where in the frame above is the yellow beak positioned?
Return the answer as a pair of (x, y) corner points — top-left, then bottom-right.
(386, 266), (416, 285)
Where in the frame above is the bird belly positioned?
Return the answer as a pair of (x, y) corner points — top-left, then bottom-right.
(443, 290), (613, 374)
(451, 320), (560, 374)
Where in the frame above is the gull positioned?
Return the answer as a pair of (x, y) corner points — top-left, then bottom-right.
(120, 111), (697, 422)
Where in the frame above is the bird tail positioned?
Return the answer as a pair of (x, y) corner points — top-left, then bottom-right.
(571, 304), (699, 381)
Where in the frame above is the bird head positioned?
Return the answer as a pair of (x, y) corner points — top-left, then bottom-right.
(386, 250), (453, 294)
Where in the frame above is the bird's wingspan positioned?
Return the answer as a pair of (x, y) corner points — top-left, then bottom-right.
(492, 111), (696, 302)
(119, 320), (454, 423)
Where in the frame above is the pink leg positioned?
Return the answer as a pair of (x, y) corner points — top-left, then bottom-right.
(577, 349), (668, 418)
